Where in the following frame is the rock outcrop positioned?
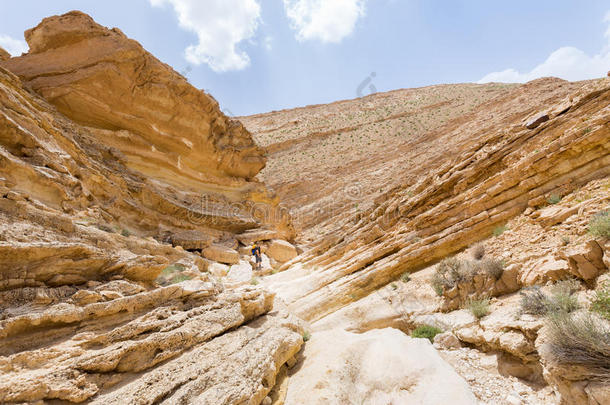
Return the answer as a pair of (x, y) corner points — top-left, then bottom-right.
(0, 11), (293, 242)
(3, 11), (263, 181)
(0, 12), (294, 292)
(0, 47), (10, 61)
(0, 280), (303, 403)
(280, 328), (478, 404)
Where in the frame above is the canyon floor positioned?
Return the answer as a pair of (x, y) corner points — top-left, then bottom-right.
(1, 11), (609, 405)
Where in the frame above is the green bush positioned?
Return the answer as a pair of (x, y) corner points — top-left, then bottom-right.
(547, 194), (562, 205)
(302, 331), (311, 342)
(161, 263), (186, 276)
(400, 271), (411, 283)
(588, 210), (610, 238)
(170, 274), (191, 284)
(545, 311), (610, 380)
(121, 229), (131, 237)
(467, 298), (490, 319)
(493, 225), (507, 237)
(591, 282), (610, 320)
(412, 325), (442, 342)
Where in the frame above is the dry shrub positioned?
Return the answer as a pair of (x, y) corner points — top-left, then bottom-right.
(480, 258), (504, 280)
(520, 281), (580, 316)
(520, 287), (549, 315)
(431, 256), (505, 295)
(470, 243), (485, 260)
(466, 297), (490, 319)
(431, 257), (474, 295)
(546, 311), (610, 380)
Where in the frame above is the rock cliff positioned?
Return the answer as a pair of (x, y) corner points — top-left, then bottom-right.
(261, 77), (609, 322)
(0, 11), (300, 404)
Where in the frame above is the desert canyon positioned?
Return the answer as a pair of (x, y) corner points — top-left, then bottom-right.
(0, 11), (609, 405)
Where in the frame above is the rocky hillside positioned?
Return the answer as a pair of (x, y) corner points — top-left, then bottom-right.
(240, 82), (518, 240)
(253, 76), (609, 403)
(258, 77), (609, 321)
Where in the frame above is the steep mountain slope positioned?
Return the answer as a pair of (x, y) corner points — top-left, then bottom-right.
(261, 77), (609, 320)
(241, 82), (517, 240)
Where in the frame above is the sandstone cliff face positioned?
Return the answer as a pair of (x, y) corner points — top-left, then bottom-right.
(254, 77), (609, 404)
(3, 11), (264, 182)
(0, 11), (300, 404)
(264, 77), (609, 323)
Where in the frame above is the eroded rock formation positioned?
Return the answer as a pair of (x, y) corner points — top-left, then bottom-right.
(0, 11), (299, 404)
(264, 77), (609, 323)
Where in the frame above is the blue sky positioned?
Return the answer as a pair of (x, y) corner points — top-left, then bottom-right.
(1, 1), (609, 115)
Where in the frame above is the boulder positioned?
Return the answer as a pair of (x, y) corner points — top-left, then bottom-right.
(412, 310), (476, 332)
(433, 332), (462, 349)
(208, 261), (229, 277)
(519, 257), (570, 286)
(266, 239), (298, 263)
(525, 113), (549, 129)
(561, 240), (607, 280)
(497, 263), (520, 292)
(226, 260), (253, 284)
(171, 231), (213, 250)
(536, 204), (578, 228)
(236, 229), (279, 245)
(202, 245), (239, 265)
(283, 328), (478, 404)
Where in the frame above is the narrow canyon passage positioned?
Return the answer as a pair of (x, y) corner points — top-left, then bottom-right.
(0, 10), (609, 405)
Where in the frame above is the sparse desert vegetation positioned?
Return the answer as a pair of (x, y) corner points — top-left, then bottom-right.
(412, 325), (443, 342)
(545, 311), (610, 380)
(588, 209), (610, 238)
(466, 298), (490, 319)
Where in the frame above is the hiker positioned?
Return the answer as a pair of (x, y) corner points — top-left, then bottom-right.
(251, 242), (262, 270)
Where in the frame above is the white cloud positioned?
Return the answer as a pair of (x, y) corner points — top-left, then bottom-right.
(263, 35), (273, 51)
(150, 0), (261, 72)
(0, 34), (28, 56)
(478, 12), (610, 83)
(283, 0), (366, 43)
